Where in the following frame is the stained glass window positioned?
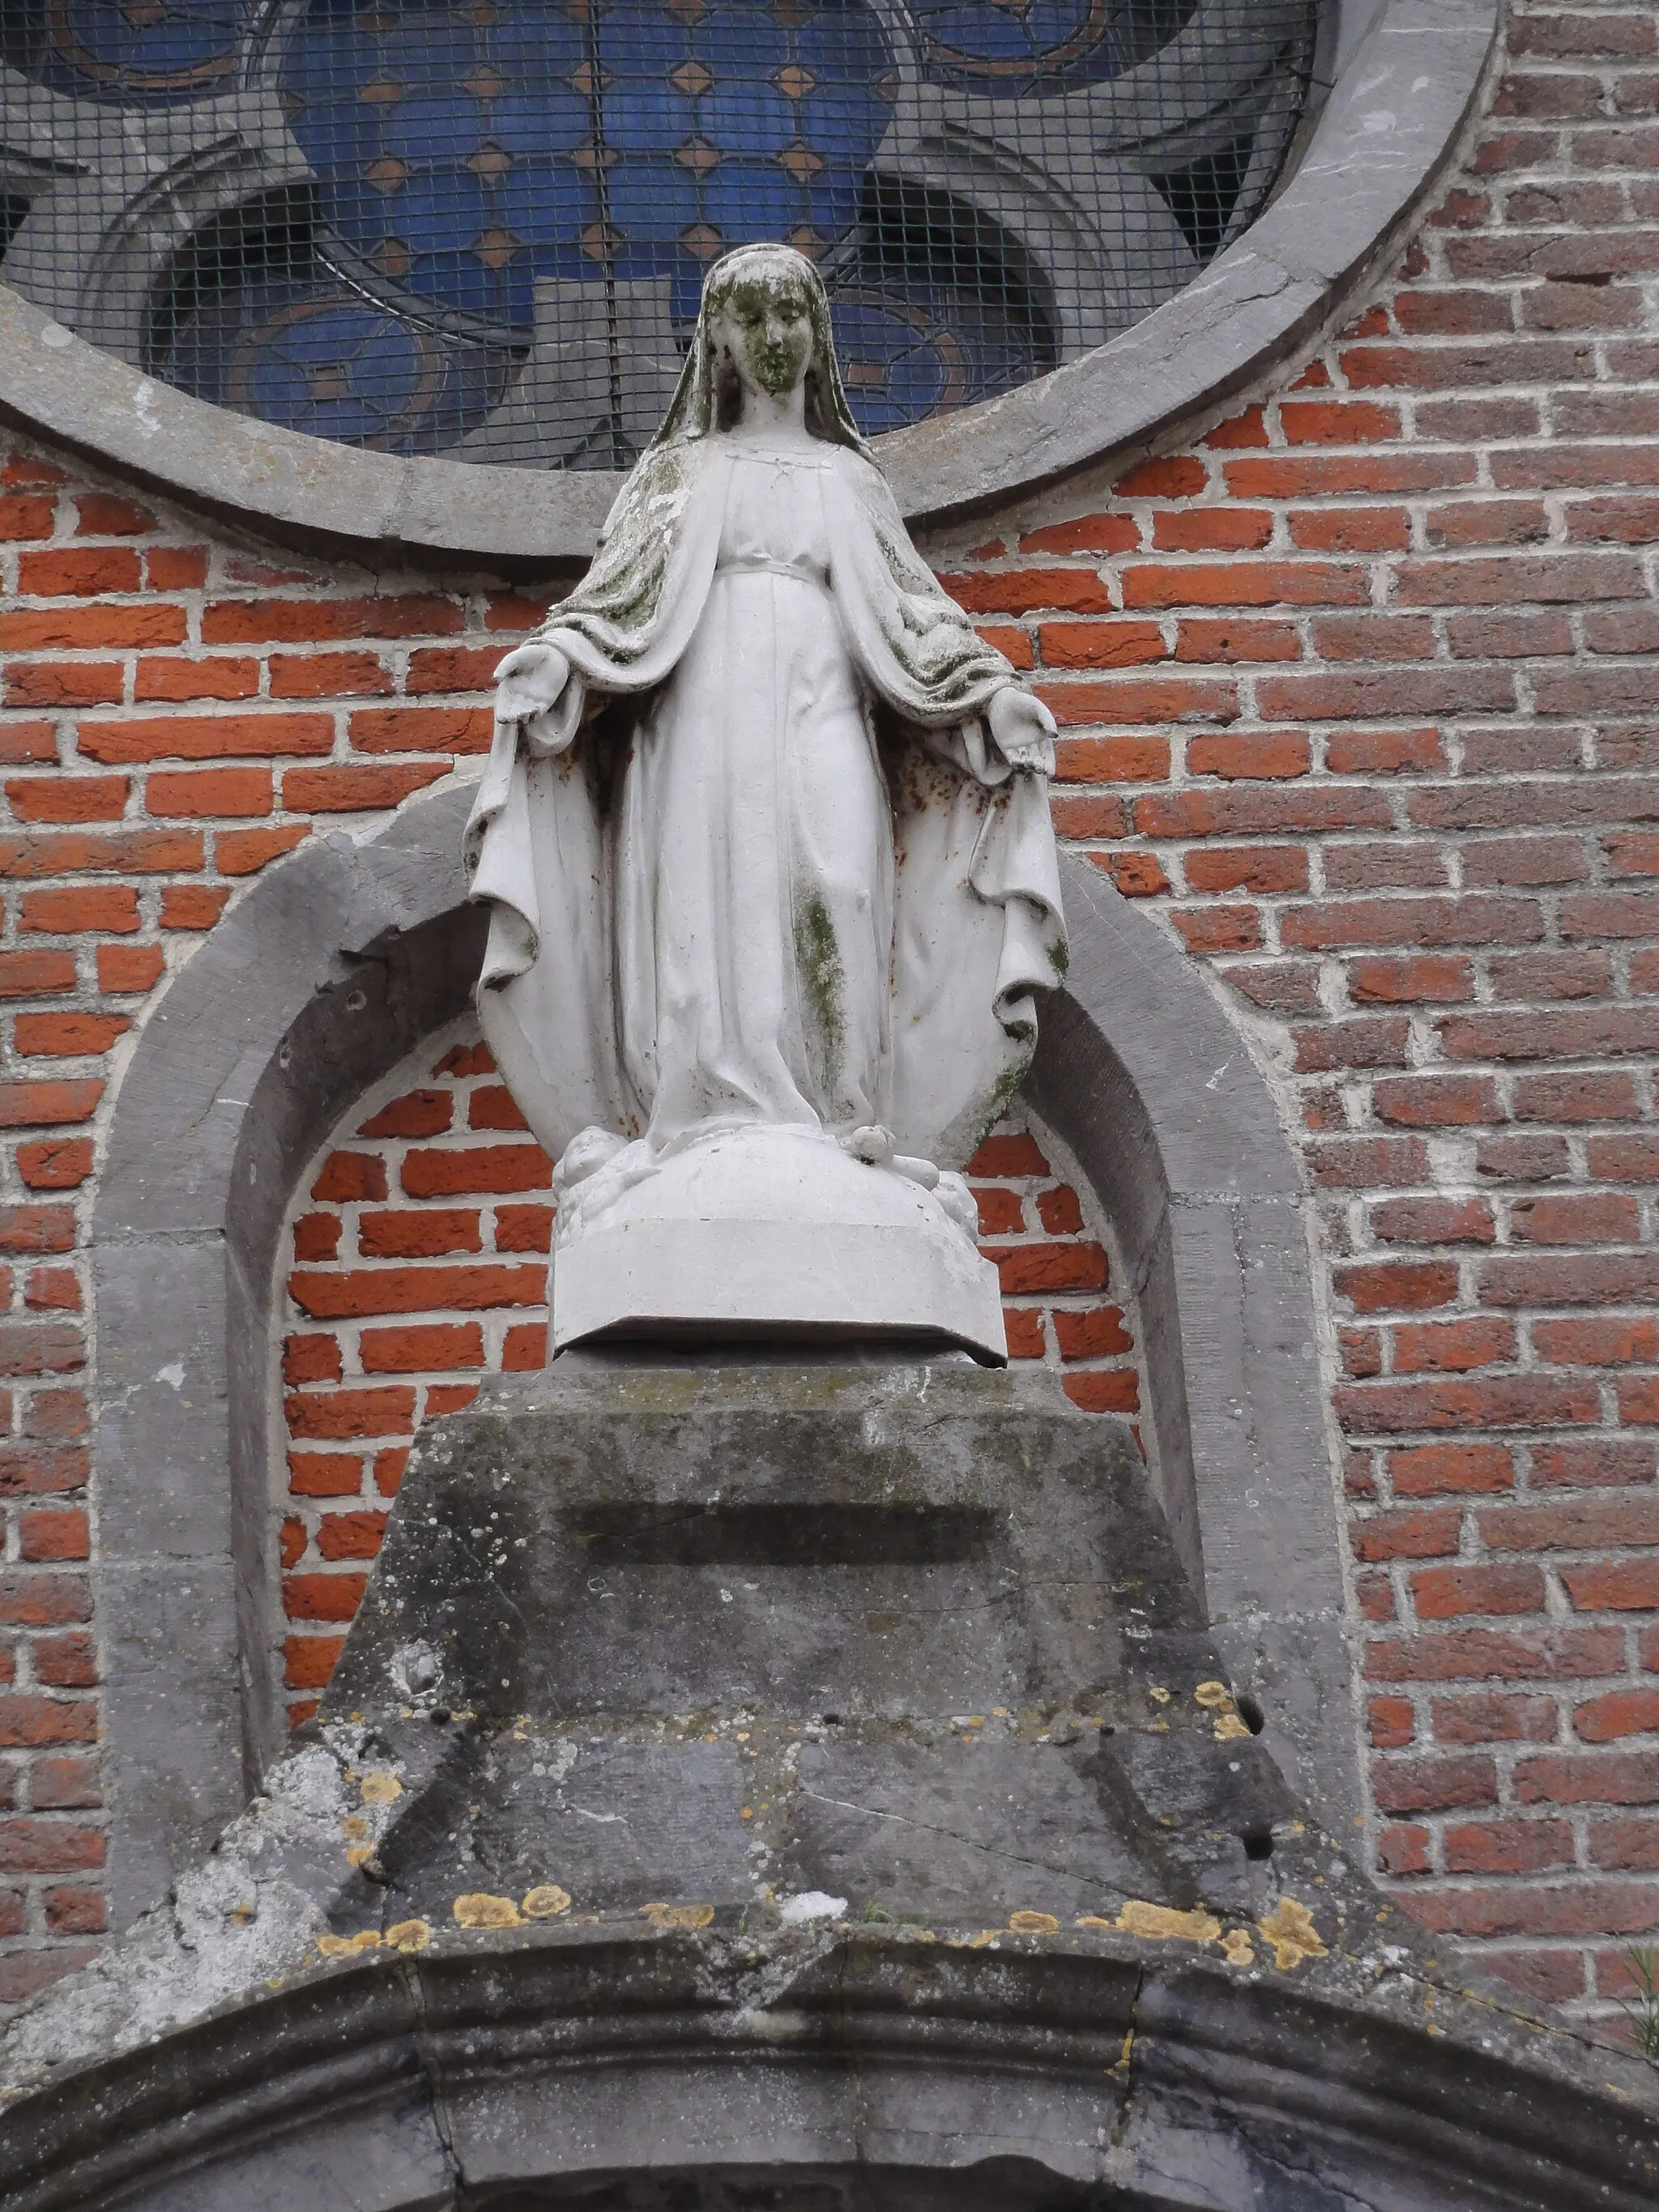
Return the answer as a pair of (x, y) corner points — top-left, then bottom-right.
(0, 0), (1320, 466)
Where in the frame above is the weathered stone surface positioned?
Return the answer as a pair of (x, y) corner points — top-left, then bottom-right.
(4, 1912), (1658, 2211)
(2, 1354), (1657, 2210)
(322, 1352), (1294, 1929)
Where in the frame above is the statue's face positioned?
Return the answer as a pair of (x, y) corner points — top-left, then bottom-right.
(709, 274), (814, 403)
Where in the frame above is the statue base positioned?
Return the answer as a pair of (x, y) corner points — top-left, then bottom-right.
(551, 1122), (1007, 1361)
(13, 1357), (1653, 2212)
(322, 1349), (1289, 1926)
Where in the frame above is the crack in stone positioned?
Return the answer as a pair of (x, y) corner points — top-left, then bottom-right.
(798, 1785), (1119, 1887)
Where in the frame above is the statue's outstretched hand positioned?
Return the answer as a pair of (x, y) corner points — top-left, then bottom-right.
(987, 684), (1057, 777)
(493, 641), (570, 723)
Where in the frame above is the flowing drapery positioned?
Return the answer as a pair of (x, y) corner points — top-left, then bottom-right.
(465, 433), (1066, 1173)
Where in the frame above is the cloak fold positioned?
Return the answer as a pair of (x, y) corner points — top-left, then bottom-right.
(465, 435), (1067, 1172)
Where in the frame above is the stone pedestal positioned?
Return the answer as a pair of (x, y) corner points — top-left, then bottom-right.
(8, 1353), (1659, 2211)
(323, 1349), (1290, 1927)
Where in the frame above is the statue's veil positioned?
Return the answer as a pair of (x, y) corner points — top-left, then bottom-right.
(649, 242), (872, 455)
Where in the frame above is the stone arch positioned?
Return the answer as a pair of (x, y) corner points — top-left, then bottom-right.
(92, 784), (1346, 1930)
(6, 1928), (1653, 2211)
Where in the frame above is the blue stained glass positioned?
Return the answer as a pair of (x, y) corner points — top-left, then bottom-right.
(22, 0), (1312, 467)
(499, 168), (599, 245)
(275, 23), (360, 106)
(701, 168), (811, 239)
(19, 0), (254, 103)
(603, 86), (693, 154)
(163, 271), (514, 453)
(427, 253), (527, 323)
(286, 108), (382, 174)
(280, 0), (895, 341)
(701, 11), (791, 75)
(331, 175), (490, 259)
(594, 7), (692, 77)
(491, 95), (592, 159)
(606, 163), (705, 237)
(800, 177), (864, 233)
(380, 102), (497, 167)
(493, 6), (588, 76)
(922, 2), (1043, 59)
(804, 94), (889, 166)
(914, 0), (1133, 91)
(795, 11), (889, 72)
(700, 85), (798, 151)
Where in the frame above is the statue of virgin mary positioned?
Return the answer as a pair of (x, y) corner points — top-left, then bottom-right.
(466, 243), (1067, 1360)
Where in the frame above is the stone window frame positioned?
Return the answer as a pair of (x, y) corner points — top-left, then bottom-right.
(93, 783), (1346, 1930)
(0, 0), (1496, 567)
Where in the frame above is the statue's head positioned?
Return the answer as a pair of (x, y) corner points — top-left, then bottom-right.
(650, 241), (871, 455)
(703, 242), (818, 410)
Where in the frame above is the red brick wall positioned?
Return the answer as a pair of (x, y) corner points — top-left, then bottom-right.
(275, 1046), (1146, 1730)
(3, 0), (1659, 2034)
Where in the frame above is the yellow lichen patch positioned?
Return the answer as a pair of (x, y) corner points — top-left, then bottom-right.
(386, 1919), (433, 1954)
(1193, 1681), (1252, 1740)
(1148, 1686), (1171, 1705)
(1074, 1915), (1115, 1931)
(318, 1929), (381, 1958)
(1115, 1900), (1222, 1946)
(1221, 1929), (1256, 1968)
(1008, 1910), (1060, 1935)
(360, 1769), (403, 1805)
(522, 1884), (572, 1919)
(639, 1902), (716, 1929)
(341, 1814), (369, 1840)
(345, 1843), (376, 1869)
(453, 1891), (522, 1929)
(966, 1929), (999, 1948)
(1257, 1898), (1325, 1970)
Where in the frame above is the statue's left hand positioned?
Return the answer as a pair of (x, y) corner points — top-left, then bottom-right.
(988, 685), (1057, 777)
(493, 641), (571, 723)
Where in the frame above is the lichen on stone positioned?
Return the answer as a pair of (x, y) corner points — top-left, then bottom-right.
(1258, 1897), (1325, 1971)
(454, 1892), (523, 1929)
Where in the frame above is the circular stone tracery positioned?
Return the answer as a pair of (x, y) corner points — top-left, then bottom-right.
(3, 0), (258, 103)
(0, 0), (1317, 462)
(917, 0), (1191, 92)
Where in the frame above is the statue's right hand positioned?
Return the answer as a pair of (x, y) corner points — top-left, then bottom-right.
(493, 641), (570, 722)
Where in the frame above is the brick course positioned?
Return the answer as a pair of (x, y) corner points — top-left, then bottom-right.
(0, 0), (1656, 2036)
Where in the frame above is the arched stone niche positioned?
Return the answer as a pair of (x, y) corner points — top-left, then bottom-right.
(92, 785), (1346, 1931)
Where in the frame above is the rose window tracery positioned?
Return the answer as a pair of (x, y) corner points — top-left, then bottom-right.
(0, 0), (1319, 463)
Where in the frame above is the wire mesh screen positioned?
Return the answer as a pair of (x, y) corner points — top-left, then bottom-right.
(0, 0), (1320, 467)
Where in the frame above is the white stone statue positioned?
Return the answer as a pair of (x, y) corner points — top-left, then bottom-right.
(466, 242), (1066, 1360)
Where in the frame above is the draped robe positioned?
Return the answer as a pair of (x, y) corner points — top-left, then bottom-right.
(464, 429), (1067, 1178)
